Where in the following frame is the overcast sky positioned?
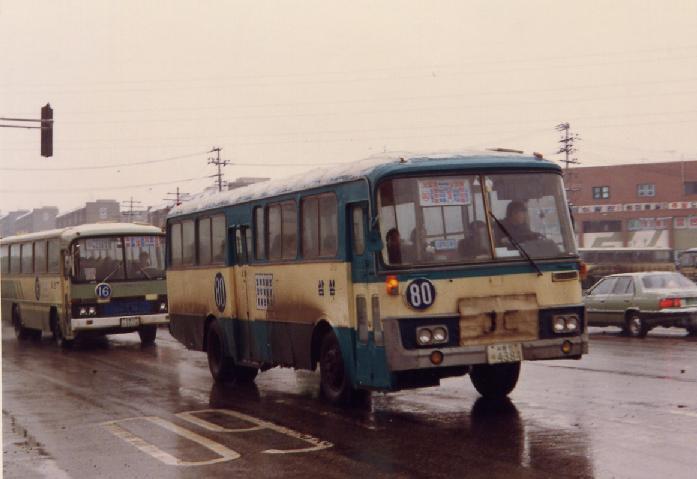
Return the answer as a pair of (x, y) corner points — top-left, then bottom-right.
(2, 0), (697, 215)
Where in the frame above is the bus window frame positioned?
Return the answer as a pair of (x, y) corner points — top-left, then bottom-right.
(20, 242), (34, 274)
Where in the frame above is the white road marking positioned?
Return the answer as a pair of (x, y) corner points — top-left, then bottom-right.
(102, 416), (240, 466)
(176, 409), (333, 454)
(669, 409), (697, 419)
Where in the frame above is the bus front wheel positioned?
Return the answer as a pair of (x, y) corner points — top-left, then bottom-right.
(138, 325), (157, 344)
(319, 332), (353, 405)
(206, 320), (257, 384)
(51, 318), (73, 349)
(469, 362), (521, 398)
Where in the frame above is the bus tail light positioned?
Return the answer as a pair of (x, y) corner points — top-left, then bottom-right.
(386, 275), (399, 296)
(659, 298), (681, 309)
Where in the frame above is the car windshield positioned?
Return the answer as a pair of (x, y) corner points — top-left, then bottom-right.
(641, 273), (696, 290)
(377, 172), (576, 267)
(74, 235), (165, 282)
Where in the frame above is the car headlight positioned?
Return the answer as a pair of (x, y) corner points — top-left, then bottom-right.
(416, 327), (433, 345)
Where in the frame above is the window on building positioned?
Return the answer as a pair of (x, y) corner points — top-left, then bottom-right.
(637, 184), (655, 197)
(592, 186), (610, 199)
(34, 240), (47, 273)
(254, 206), (266, 260)
(685, 181), (697, 195)
(21, 243), (33, 274)
(582, 220), (622, 233)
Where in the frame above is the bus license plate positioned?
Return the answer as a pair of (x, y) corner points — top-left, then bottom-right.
(120, 317), (140, 328)
(486, 343), (523, 364)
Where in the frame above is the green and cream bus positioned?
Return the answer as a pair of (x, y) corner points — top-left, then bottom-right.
(166, 151), (587, 404)
(1, 223), (168, 347)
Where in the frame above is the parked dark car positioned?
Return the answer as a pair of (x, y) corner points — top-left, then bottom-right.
(584, 272), (697, 337)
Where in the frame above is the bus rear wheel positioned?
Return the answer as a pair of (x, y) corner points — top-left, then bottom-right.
(206, 320), (257, 384)
(12, 305), (32, 341)
(138, 325), (157, 344)
(469, 362), (521, 398)
(319, 331), (353, 405)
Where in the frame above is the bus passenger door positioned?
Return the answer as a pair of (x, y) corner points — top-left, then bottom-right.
(349, 202), (388, 388)
(231, 226), (254, 362)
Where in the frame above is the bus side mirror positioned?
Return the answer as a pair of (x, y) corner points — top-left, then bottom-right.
(366, 229), (383, 253)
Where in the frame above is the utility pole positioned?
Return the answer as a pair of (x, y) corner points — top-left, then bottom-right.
(555, 122), (581, 171)
(121, 197), (144, 222)
(163, 187), (191, 206)
(0, 103), (54, 157)
(208, 147), (229, 192)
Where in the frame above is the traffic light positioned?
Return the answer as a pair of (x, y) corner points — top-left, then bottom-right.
(41, 103), (53, 157)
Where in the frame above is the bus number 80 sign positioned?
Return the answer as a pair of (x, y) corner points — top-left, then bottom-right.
(405, 278), (436, 310)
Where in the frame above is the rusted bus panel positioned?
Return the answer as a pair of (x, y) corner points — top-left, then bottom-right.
(458, 294), (538, 346)
(167, 267), (238, 320)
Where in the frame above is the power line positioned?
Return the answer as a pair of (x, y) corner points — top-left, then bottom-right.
(0, 175), (210, 194)
(0, 150), (209, 171)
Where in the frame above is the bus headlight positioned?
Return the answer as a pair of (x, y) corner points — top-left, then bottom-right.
(88, 306), (97, 316)
(552, 314), (579, 333)
(79, 307), (88, 317)
(159, 302), (167, 312)
(432, 326), (448, 343)
(416, 327), (433, 345)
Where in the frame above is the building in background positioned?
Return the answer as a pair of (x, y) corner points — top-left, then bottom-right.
(0, 210), (30, 237)
(13, 207), (59, 235)
(56, 200), (121, 228)
(566, 161), (697, 251)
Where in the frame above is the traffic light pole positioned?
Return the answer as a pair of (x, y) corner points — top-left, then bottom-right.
(0, 103), (54, 157)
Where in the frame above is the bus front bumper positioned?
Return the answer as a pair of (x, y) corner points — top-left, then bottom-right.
(384, 335), (588, 372)
(71, 313), (170, 332)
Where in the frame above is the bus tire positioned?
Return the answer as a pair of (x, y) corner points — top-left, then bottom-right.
(206, 320), (257, 383)
(469, 362), (521, 398)
(625, 312), (648, 338)
(138, 325), (157, 344)
(319, 331), (352, 405)
(686, 325), (697, 337)
(51, 318), (73, 349)
(12, 305), (32, 341)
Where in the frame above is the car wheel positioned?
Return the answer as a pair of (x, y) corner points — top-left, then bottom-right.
(625, 313), (648, 338)
(469, 362), (521, 398)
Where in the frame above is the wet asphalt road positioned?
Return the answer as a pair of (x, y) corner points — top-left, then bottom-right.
(3, 325), (697, 479)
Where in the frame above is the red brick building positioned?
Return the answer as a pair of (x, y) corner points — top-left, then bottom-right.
(565, 161), (697, 250)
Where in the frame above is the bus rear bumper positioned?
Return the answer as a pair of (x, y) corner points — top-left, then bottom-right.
(384, 336), (588, 372)
(71, 313), (170, 332)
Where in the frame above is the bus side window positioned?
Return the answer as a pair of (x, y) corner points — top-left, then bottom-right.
(21, 242), (33, 274)
(234, 227), (249, 265)
(35, 240), (47, 274)
(170, 223), (182, 266)
(198, 217), (212, 265)
(254, 206), (266, 260)
(10, 244), (21, 274)
(182, 220), (195, 265)
(211, 215), (226, 264)
(46, 239), (60, 274)
(352, 206), (365, 256)
(0, 245), (9, 274)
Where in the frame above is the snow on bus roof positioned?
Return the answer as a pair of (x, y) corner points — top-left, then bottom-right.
(1, 222), (163, 244)
(169, 149), (539, 218)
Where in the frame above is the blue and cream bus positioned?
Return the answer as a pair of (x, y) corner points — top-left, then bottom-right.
(1, 223), (168, 347)
(166, 151), (587, 404)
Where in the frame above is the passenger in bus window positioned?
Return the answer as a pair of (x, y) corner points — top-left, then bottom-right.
(460, 220), (490, 259)
(385, 228), (402, 264)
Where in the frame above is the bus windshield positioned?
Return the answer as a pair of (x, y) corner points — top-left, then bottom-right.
(378, 172), (576, 267)
(74, 235), (165, 282)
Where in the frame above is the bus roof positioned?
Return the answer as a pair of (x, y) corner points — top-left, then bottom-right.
(169, 150), (560, 218)
(579, 247), (673, 251)
(0, 222), (163, 245)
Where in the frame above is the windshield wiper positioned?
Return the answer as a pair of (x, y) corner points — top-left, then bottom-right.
(488, 211), (543, 277)
(103, 263), (123, 282)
